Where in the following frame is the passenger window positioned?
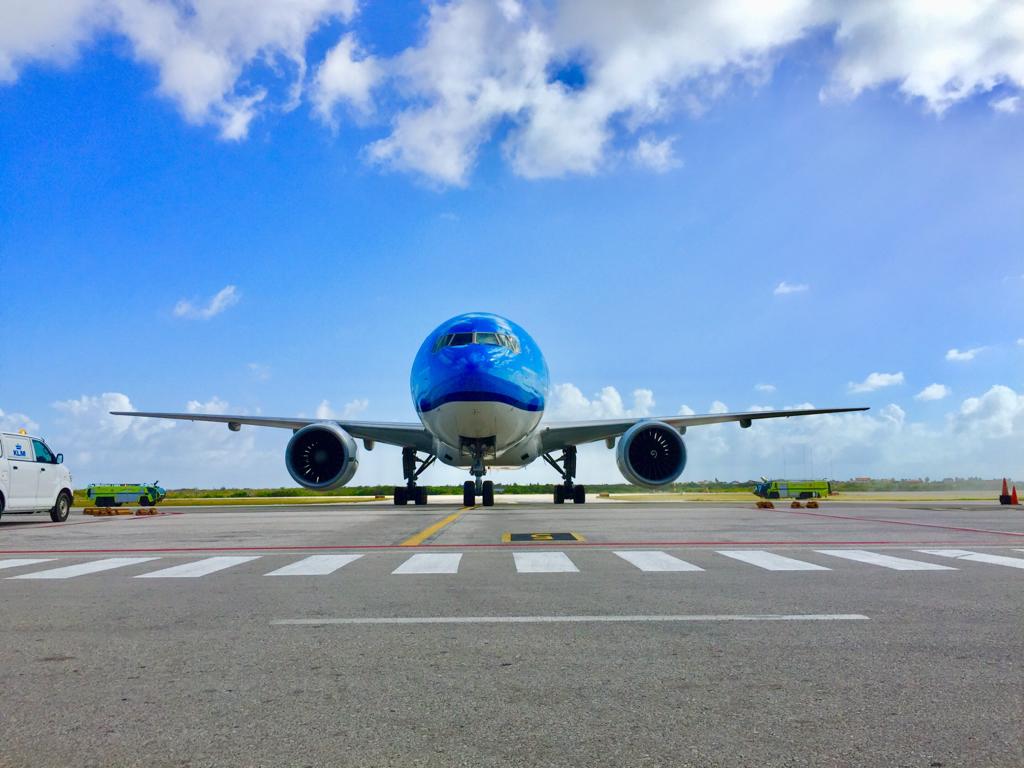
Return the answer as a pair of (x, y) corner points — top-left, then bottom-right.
(32, 440), (55, 463)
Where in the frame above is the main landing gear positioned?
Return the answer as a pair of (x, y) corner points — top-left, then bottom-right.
(394, 447), (435, 506)
(542, 445), (586, 504)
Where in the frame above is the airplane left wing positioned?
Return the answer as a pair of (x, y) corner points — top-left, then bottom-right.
(109, 411), (435, 453)
(538, 407), (868, 453)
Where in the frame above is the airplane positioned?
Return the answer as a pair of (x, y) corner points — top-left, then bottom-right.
(112, 312), (868, 507)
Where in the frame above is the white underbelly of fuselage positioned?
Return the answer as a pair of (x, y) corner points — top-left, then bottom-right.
(420, 401), (542, 466)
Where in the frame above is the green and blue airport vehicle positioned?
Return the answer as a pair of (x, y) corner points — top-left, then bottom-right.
(753, 479), (831, 499)
(86, 482), (166, 507)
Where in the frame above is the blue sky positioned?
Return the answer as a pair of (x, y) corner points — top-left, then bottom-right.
(1, 1), (1022, 487)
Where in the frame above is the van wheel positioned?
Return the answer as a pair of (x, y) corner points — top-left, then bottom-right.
(0, 493), (5, 521)
(50, 491), (71, 523)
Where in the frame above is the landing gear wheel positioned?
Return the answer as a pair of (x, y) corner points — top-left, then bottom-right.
(415, 486), (428, 505)
(482, 481), (494, 507)
(573, 484), (586, 504)
(50, 491), (71, 523)
(462, 481), (475, 507)
(394, 487), (408, 506)
(553, 486), (565, 504)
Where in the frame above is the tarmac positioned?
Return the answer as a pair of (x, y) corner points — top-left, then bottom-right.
(0, 496), (1022, 767)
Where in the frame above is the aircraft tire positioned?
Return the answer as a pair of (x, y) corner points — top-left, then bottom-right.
(394, 487), (407, 505)
(462, 481), (475, 506)
(573, 485), (586, 504)
(415, 487), (428, 505)
(553, 486), (565, 504)
(482, 481), (494, 507)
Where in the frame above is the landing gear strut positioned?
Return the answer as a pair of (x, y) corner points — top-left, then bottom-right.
(462, 441), (494, 507)
(542, 445), (586, 504)
(394, 447), (435, 506)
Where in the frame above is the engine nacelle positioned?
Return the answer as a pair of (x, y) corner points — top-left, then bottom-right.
(615, 420), (687, 488)
(285, 423), (359, 490)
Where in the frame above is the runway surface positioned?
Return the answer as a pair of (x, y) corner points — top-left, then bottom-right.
(1, 498), (1022, 767)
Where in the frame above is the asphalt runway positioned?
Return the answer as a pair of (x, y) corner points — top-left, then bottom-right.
(1, 498), (1022, 767)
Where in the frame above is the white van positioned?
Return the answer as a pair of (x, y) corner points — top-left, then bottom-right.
(0, 431), (73, 522)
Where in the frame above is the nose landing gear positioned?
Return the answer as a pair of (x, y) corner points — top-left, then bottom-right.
(462, 441), (495, 507)
(394, 447), (435, 505)
(542, 445), (586, 504)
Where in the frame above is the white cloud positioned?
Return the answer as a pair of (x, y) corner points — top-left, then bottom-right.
(0, 0), (359, 139)
(247, 363), (271, 381)
(992, 95), (1021, 113)
(313, 33), (381, 124)
(547, 384), (654, 420)
(1017, 338), (1024, 347)
(173, 285), (240, 319)
(3, 1), (1024, 178)
(631, 137), (682, 172)
(0, 407), (39, 434)
(848, 371), (904, 393)
(946, 346), (985, 362)
(315, 398), (369, 420)
(774, 281), (809, 295)
(755, 383), (777, 393)
(915, 383), (951, 401)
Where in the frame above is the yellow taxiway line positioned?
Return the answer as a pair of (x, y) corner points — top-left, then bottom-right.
(400, 507), (472, 546)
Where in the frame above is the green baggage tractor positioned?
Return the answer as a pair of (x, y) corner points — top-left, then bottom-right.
(87, 482), (166, 507)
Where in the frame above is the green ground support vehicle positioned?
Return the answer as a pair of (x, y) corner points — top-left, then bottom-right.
(753, 479), (831, 499)
(87, 482), (167, 507)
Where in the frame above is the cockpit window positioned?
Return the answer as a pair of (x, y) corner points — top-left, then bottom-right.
(433, 331), (521, 354)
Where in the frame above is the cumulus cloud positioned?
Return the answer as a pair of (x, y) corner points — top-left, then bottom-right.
(315, 398), (369, 420)
(1018, 338), (1024, 347)
(173, 285), (240, 319)
(992, 95), (1021, 113)
(946, 346), (985, 362)
(0, 407), (39, 434)
(313, 32), (381, 124)
(774, 281), (809, 295)
(755, 383), (777, 393)
(631, 137), (682, 172)
(3, 1), (1024, 179)
(46, 392), (279, 485)
(0, 0), (359, 139)
(547, 384), (654, 420)
(848, 371), (904, 393)
(915, 383), (951, 401)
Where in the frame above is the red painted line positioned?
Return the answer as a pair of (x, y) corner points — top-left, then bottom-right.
(0, 538), (1015, 555)
(764, 506), (1024, 537)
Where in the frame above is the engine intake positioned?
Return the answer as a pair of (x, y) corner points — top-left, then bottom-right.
(616, 420), (687, 488)
(285, 423), (358, 490)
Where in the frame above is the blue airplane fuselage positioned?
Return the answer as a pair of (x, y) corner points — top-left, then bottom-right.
(410, 313), (549, 465)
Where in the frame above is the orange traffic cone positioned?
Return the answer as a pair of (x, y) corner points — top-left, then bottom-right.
(1012, 486), (1019, 506)
(1000, 478), (1012, 505)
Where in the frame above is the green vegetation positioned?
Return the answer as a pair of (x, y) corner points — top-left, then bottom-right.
(71, 477), (1005, 507)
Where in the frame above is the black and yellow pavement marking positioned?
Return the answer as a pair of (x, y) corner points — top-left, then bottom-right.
(501, 531), (586, 542)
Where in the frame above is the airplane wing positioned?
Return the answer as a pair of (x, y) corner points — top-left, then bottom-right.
(109, 411), (435, 453)
(538, 407), (869, 453)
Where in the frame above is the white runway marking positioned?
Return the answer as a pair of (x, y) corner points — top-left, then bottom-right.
(11, 557), (159, 580)
(272, 613), (870, 626)
(0, 559), (54, 571)
(513, 551), (579, 573)
(266, 554), (363, 576)
(816, 550), (956, 571)
(614, 551), (703, 572)
(916, 549), (1024, 570)
(136, 556), (260, 578)
(716, 550), (830, 571)
(392, 553), (462, 574)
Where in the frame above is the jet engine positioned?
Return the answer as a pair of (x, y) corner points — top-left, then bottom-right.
(285, 423), (359, 490)
(615, 420), (687, 488)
